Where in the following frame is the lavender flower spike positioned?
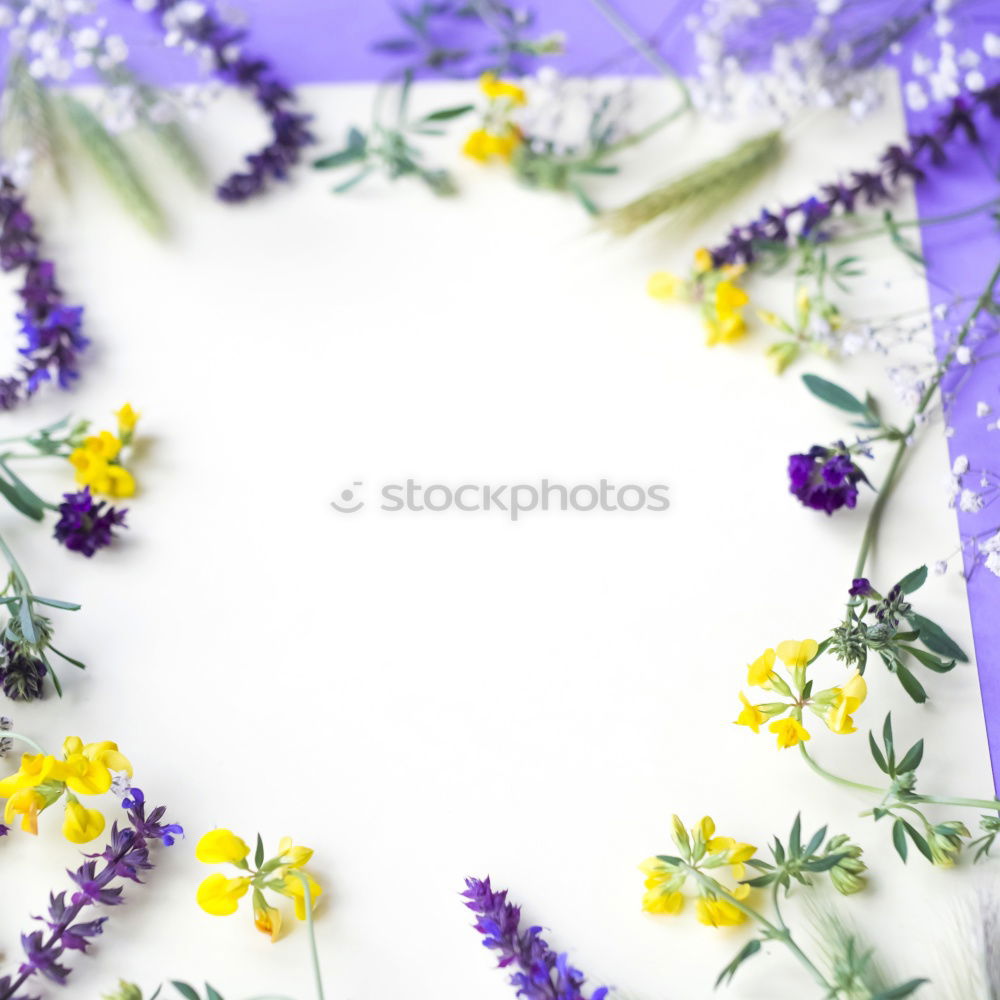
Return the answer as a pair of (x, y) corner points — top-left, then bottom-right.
(463, 877), (609, 1000)
(0, 791), (181, 1000)
(131, 0), (314, 202)
(0, 177), (88, 409)
(711, 80), (1000, 267)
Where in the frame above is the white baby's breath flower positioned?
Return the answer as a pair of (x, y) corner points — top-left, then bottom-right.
(960, 489), (984, 513)
(953, 455), (970, 476)
(977, 402), (992, 418)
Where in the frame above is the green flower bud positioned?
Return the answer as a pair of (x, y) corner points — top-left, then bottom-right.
(928, 821), (970, 867)
(825, 834), (867, 895)
(102, 982), (143, 1000)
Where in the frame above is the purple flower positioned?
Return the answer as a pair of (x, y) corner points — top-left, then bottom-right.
(131, 1), (313, 202)
(53, 488), (128, 558)
(788, 445), (868, 515)
(0, 178), (88, 408)
(711, 80), (1000, 266)
(0, 796), (179, 1000)
(0, 642), (48, 702)
(462, 877), (608, 1000)
(849, 578), (877, 598)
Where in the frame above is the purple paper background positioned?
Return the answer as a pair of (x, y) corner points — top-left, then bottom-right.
(12, 2), (1000, 782)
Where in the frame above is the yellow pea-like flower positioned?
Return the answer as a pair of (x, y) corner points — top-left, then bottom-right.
(826, 672), (868, 735)
(278, 837), (314, 869)
(61, 755), (112, 796)
(63, 800), (106, 844)
(275, 871), (323, 921)
(644, 887), (684, 914)
(83, 431), (122, 461)
(479, 71), (526, 105)
(647, 271), (684, 302)
(746, 649), (776, 687)
(254, 902), (283, 942)
(4, 787), (45, 834)
(0, 753), (61, 796)
(196, 874), (252, 916)
(115, 403), (140, 435)
(693, 248), (714, 273)
(196, 829), (252, 865)
(768, 717), (811, 750)
(714, 280), (749, 315)
(696, 893), (748, 927)
(735, 692), (766, 733)
(775, 639), (818, 669)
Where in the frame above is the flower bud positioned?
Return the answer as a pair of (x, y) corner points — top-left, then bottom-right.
(101, 981), (143, 1000)
(928, 821), (970, 867)
(825, 834), (867, 895)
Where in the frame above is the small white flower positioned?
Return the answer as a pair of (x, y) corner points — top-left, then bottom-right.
(977, 401), (992, 418)
(934, 560), (948, 575)
(953, 455), (970, 475)
(966, 70), (985, 92)
(984, 32), (1000, 59)
(986, 551), (1000, 576)
(905, 80), (928, 111)
(960, 489), (984, 513)
(956, 345), (972, 364)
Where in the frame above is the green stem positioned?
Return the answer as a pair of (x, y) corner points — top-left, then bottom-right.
(687, 869), (834, 992)
(852, 258), (1000, 580)
(834, 196), (1000, 244)
(583, 0), (692, 111)
(2, 731), (45, 755)
(799, 744), (883, 795)
(291, 871), (326, 1000)
(917, 794), (1000, 811)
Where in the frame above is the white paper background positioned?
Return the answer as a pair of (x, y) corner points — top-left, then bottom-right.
(0, 79), (993, 1000)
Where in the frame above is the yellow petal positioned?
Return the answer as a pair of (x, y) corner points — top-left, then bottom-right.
(693, 248), (713, 273)
(63, 800), (106, 844)
(196, 874), (251, 916)
(196, 829), (251, 865)
(746, 649), (776, 687)
(643, 888), (684, 914)
(775, 639), (818, 669)
(647, 271), (683, 301)
(254, 903), (283, 942)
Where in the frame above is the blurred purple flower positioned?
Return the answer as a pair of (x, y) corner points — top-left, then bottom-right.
(788, 445), (869, 515)
(53, 488), (128, 558)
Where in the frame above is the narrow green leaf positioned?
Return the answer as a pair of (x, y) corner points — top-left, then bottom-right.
(896, 739), (924, 775)
(18, 596), (36, 645)
(313, 145), (368, 170)
(170, 984), (201, 1000)
(0, 474), (44, 521)
(902, 821), (934, 863)
(899, 644), (955, 673)
(871, 980), (929, 999)
(254, 833), (265, 869)
(907, 613), (969, 662)
(31, 596), (82, 611)
(419, 104), (475, 122)
(869, 732), (889, 774)
(715, 938), (762, 987)
(892, 819), (908, 862)
(895, 663), (928, 703)
(801, 373), (870, 414)
(204, 986), (225, 1000)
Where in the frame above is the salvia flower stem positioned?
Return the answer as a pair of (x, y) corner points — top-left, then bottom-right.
(289, 871), (326, 1000)
(0, 793), (181, 1000)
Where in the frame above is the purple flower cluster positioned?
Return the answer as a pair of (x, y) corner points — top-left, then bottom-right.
(132, 0), (313, 202)
(0, 177), (88, 410)
(462, 877), (608, 1000)
(711, 80), (1000, 267)
(788, 445), (868, 514)
(0, 791), (181, 1000)
(54, 488), (128, 558)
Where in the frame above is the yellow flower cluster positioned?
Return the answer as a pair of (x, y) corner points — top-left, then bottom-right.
(640, 815), (756, 928)
(68, 404), (140, 499)
(0, 737), (132, 843)
(648, 249), (750, 347)
(463, 72), (525, 164)
(736, 639), (867, 749)
(195, 829), (323, 942)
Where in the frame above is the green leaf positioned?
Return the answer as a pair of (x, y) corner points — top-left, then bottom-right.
(872, 980), (929, 999)
(907, 613), (969, 662)
(899, 644), (955, 673)
(170, 984), (201, 1000)
(788, 813), (802, 856)
(31, 596), (82, 611)
(419, 104), (475, 122)
(18, 596), (36, 645)
(61, 95), (167, 236)
(0, 460), (48, 514)
(869, 732), (889, 774)
(894, 662), (928, 704)
(896, 565), (928, 594)
(896, 739), (924, 775)
(715, 938), (761, 987)
(902, 821), (934, 862)
(254, 833), (265, 869)
(49, 644), (86, 670)
(882, 715), (895, 766)
(803, 824), (827, 858)
(204, 986), (225, 1000)
(801, 373), (870, 415)
(332, 168), (375, 194)
(892, 819), (908, 862)
(313, 145), (368, 170)
(0, 474), (44, 521)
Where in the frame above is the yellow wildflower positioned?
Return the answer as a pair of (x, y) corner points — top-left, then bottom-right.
(696, 886), (750, 927)
(196, 829), (252, 865)
(734, 693), (767, 734)
(776, 639), (818, 668)
(63, 799), (106, 844)
(4, 787), (45, 834)
(197, 874), (253, 916)
(647, 271), (684, 302)
(714, 280), (749, 315)
(463, 128), (520, 163)
(275, 870), (323, 921)
(0, 753), (61, 796)
(693, 248), (713, 273)
(769, 717), (811, 749)
(254, 902), (283, 941)
(705, 312), (747, 345)
(63, 738), (132, 777)
(479, 71), (526, 105)
(826, 672), (867, 735)
(639, 856), (685, 914)
(278, 837), (314, 869)
(83, 430), (122, 461)
(115, 403), (140, 436)
(746, 648), (776, 687)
